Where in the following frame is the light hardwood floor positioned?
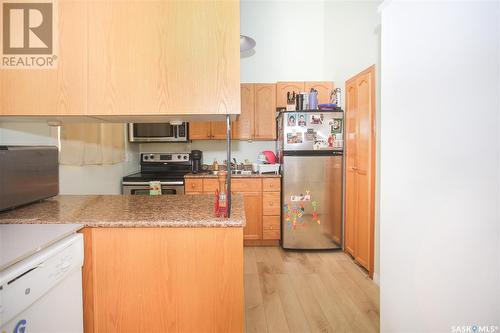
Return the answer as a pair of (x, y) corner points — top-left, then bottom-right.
(244, 247), (380, 333)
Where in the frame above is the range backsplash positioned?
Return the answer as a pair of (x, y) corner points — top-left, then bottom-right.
(138, 140), (276, 164)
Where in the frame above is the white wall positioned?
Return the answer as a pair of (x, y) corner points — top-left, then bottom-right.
(0, 122), (139, 195)
(380, 1), (500, 331)
(241, 0), (327, 82)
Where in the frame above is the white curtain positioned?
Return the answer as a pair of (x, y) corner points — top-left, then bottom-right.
(60, 123), (125, 166)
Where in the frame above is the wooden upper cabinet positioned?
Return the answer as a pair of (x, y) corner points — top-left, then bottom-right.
(1, 0), (240, 117)
(305, 81), (334, 106)
(1, 0), (86, 116)
(254, 84), (277, 140)
(211, 122), (227, 140)
(233, 84), (255, 140)
(87, 1), (240, 116)
(189, 121), (225, 140)
(189, 122), (211, 140)
(276, 82), (305, 108)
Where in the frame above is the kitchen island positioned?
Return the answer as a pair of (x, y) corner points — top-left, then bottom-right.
(0, 194), (245, 333)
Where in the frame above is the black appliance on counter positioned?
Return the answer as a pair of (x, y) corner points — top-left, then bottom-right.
(122, 152), (193, 195)
(191, 150), (203, 174)
(0, 146), (59, 211)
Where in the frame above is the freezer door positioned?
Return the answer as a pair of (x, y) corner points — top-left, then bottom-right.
(282, 155), (343, 249)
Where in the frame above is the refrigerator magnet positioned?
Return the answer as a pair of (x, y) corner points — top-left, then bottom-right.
(305, 128), (315, 141)
(287, 132), (303, 144)
(287, 113), (297, 126)
(298, 113), (307, 127)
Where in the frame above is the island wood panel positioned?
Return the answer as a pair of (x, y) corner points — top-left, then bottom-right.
(81, 228), (95, 333)
(87, 0), (240, 116)
(276, 82), (305, 108)
(305, 81), (334, 105)
(233, 84), (255, 140)
(0, 0), (87, 116)
(254, 84), (277, 140)
(83, 227), (243, 333)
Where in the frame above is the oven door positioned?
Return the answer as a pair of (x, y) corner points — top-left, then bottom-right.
(128, 123), (187, 142)
(122, 182), (185, 195)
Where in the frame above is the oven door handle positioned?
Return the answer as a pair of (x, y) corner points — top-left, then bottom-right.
(122, 181), (184, 186)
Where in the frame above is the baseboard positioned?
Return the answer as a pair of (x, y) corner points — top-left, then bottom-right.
(373, 272), (380, 286)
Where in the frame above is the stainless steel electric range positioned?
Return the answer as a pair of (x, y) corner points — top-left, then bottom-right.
(122, 153), (191, 195)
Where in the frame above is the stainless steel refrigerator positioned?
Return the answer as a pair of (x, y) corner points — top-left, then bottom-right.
(277, 110), (344, 250)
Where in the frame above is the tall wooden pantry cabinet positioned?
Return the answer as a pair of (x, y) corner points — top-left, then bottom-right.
(344, 65), (376, 276)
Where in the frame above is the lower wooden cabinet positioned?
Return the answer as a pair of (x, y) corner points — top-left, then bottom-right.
(185, 176), (281, 243)
(241, 192), (262, 240)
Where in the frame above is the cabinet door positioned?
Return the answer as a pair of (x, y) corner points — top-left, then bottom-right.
(305, 81), (334, 106)
(1, 0), (86, 116)
(241, 192), (262, 240)
(211, 122), (227, 140)
(344, 66), (376, 274)
(87, 1), (240, 116)
(233, 84), (255, 140)
(353, 69), (375, 270)
(276, 82), (305, 108)
(344, 78), (358, 256)
(254, 84), (277, 140)
(189, 122), (211, 140)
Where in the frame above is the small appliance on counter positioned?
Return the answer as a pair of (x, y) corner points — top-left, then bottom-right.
(122, 152), (192, 195)
(0, 146), (59, 211)
(257, 150), (280, 174)
(191, 150), (203, 174)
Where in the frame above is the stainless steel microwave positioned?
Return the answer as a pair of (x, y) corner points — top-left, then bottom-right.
(128, 123), (188, 142)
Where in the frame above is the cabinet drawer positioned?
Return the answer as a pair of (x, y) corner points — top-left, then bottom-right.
(185, 179), (203, 192)
(263, 216), (280, 230)
(263, 229), (280, 240)
(203, 179), (219, 193)
(262, 178), (280, 192)
(231, 179), (262, 192)
(262, 192), (280, 215)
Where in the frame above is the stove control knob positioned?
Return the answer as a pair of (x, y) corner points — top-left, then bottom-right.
(183, 155), (188, 160)
(177, 155), (181, 159)
(150, 154), (155, 160)
(144, 155), (149, 160)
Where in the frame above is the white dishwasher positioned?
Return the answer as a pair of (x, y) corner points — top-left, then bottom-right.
(0, 233), (84, 333)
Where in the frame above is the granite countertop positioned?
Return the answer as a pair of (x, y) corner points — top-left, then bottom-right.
(185, 172), (281, 178)
(0, 195), (245, 228)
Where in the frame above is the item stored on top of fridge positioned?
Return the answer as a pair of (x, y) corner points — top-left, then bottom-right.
(308, 88), (318, 110)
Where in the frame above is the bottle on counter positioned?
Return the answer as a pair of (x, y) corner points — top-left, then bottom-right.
(217, 171), (228, 217)
(213, 159), (219, 171)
